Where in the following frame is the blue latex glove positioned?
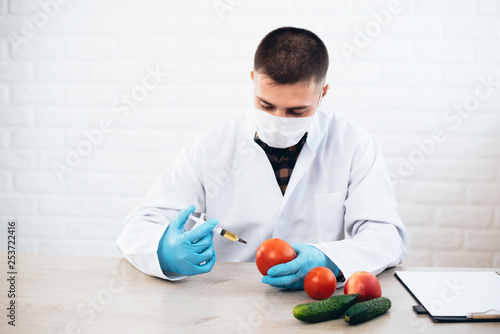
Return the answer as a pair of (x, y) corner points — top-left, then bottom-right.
(157, 205), (218, 276)
(262, 244), (339, 290)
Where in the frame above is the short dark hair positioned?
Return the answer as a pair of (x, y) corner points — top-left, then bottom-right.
(253, 27), (329, 85)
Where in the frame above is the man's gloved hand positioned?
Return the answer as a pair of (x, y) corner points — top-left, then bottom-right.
(157, 205), (218, 276)
(262, 244), (339, 290)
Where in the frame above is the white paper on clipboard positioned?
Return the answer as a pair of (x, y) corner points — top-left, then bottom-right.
(395, 271), (500, 320)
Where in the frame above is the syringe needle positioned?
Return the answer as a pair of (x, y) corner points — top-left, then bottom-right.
(189, 214), (248, 244)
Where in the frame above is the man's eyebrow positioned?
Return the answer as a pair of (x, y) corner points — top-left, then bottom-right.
(257, 96), (310, 110)
(288, 105), (309, 110)
(257, 97), (274, 106)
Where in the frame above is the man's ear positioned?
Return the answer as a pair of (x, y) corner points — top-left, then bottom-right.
(250, 71), (254, 81)
(322, 84), (330, 98)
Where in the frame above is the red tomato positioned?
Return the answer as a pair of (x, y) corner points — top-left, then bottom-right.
(304, 267), (337, 300)
(344, 271), (382, 302)
(255, 238), (297, 276)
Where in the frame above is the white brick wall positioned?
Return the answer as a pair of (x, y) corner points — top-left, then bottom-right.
(0, 0), (498, 268)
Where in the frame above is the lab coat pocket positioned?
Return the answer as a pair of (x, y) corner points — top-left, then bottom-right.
(314, 191), (347, 242)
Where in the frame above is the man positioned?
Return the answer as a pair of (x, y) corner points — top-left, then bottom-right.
(116, 27), (408, 289)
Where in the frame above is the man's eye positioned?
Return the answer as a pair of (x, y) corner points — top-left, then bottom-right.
(289, 110), (304, 116)
(261, 104), (274, 110)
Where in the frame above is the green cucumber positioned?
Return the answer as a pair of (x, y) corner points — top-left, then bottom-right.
(344, 297), (391, 325)
(293, 294), (359, 323)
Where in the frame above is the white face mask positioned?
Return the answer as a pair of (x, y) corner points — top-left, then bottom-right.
(251, 107), (315, 149)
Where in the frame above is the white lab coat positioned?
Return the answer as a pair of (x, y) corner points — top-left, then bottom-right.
(116, 109), (409, 283)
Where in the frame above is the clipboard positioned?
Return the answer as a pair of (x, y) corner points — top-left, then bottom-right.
(395, 271), (500, 322)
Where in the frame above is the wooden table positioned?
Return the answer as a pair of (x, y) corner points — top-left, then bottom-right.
(0, 253), (498, 333)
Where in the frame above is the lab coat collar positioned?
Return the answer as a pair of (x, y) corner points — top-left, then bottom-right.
(304, 110), (326, 153)
(244, 109), (328, 211)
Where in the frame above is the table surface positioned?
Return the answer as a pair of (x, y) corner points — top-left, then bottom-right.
(0, 253), (499, 334)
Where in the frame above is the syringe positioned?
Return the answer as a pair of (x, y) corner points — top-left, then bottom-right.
(189, 214), (247, 244)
